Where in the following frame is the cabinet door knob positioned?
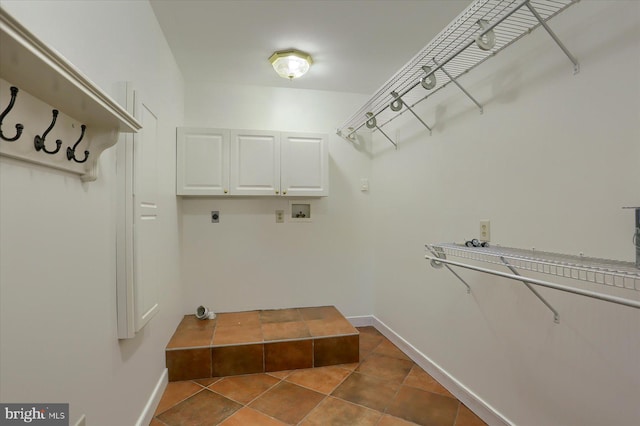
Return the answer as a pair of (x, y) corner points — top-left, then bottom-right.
(283, 190), (287, 195)
(224, 189), (228, 194)
(275, 190), (279, 194)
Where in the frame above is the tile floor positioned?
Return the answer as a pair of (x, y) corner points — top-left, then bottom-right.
(166, 307), (360, 381)
(152, 326), (487, 426)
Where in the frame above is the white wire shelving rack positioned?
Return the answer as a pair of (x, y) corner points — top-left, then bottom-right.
(337, 0), (580, 147)
(425, 243), (640, 323)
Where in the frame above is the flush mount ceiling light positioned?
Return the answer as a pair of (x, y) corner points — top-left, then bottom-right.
(268, 49), (313, 80)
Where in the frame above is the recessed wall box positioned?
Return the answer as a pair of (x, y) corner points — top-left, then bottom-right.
(290, 202), (311, 222)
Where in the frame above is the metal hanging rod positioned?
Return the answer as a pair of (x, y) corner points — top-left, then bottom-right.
(424, 253), (640, 311)
(427, 244), (560, 321)
(424, 243), (640, 322)
(428, 243), (640, 290)
(338, 0), (580, 142)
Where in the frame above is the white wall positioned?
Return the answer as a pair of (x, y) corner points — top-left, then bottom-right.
(0, 1), (184, 425)
(369, 1), (640, 425)
(3, 1), (635, 425)
(181, 84), (373, 317)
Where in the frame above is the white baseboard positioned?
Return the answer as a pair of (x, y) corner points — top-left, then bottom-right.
(347, 315), (374, 327)
(136, 368), (168, 426)
(352, 315), (512, 426)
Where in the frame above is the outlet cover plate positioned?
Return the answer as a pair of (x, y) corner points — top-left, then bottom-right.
(480, 220), (490, 242)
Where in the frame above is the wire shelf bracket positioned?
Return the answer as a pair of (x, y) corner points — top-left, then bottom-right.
(338, 0), (580, 144)
(425, 243), (640, 322)
(501, 256), (560, 323)
(427, 245), (471, 293)
(432, 58), (483, 114)
(390, 91), (433, 134)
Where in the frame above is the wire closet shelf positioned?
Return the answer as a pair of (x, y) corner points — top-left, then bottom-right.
(427, 243), (640, 291)
(337, 0), (579, 142)
(425, 243), (640, 323)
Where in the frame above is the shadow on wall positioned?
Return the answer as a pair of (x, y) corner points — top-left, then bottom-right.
(336, 2), (637, 163)
(340, 131), (373, 159)
(118, 326), (147, 362)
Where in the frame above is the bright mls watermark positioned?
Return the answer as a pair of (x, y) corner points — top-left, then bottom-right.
(0, 404), (68, 425)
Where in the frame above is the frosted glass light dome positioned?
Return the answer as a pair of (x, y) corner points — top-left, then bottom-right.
(268, 49), (313, 80)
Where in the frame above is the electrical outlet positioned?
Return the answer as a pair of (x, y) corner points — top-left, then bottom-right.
(211, 211), (219, 223)
(275, 210), (284, 223)
(480, 220), (490, 242)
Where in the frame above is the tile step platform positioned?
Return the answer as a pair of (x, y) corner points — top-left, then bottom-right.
(165, 306), (359, 381)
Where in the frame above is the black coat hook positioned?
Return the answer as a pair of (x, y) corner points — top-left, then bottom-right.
(34, 109), (62, 154)
(66, 124), (89, 163)
(0, 86), (24, 142)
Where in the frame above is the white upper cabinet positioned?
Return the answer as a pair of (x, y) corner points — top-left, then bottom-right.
(281, 132), (328, 197)
(176, 127), (328, 197)
(230, 130), (280, 196)
(176, 127), (229, 196)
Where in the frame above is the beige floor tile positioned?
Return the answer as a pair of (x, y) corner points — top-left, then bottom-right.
(219, 407), (287, 426)
(386, 386), (459, 426)
(156, 389), (241, 426)
(285, 366), (351, 394)
(404, 365), (455, 398)
(356, 353), (413, 383)
(249, 381), (324, 424)
(209, 373), (280, 404)
(300, 396), (381, 426)
(454, 404), (488, 426)
(153, 380), (203, 416)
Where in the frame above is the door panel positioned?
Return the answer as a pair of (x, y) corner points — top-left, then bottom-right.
(230, 130), (280, 195)
(133, 97), (159, 331)
(177, 128), (229, 195)
(281, 132), (328, 196)
(116, 84), (159, 338)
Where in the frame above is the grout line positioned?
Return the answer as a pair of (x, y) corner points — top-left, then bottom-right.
(295, 393), (328, 425)
(166, 345), (213, 351)
(282, 366), (351, 396)
(154, 387), (206, 418)
(452, 402), (462, 426)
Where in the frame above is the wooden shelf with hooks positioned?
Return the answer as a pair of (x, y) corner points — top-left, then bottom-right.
(0, 9), (140, 181)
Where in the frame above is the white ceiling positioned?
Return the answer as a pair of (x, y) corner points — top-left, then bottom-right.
(150, 0), (471, 95)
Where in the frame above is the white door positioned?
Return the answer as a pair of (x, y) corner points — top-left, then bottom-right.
(133, 93), (160, 332)
(281, 132), (328, 196)
(176, 127), (229, 195)
(230, 130), (280, 195)
(116, 84), (159, 338)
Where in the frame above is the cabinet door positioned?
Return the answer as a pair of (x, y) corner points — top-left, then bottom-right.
(281, 132), (328, 197)
(230, 130), (280, 196)
(176, 127), (229, 195)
